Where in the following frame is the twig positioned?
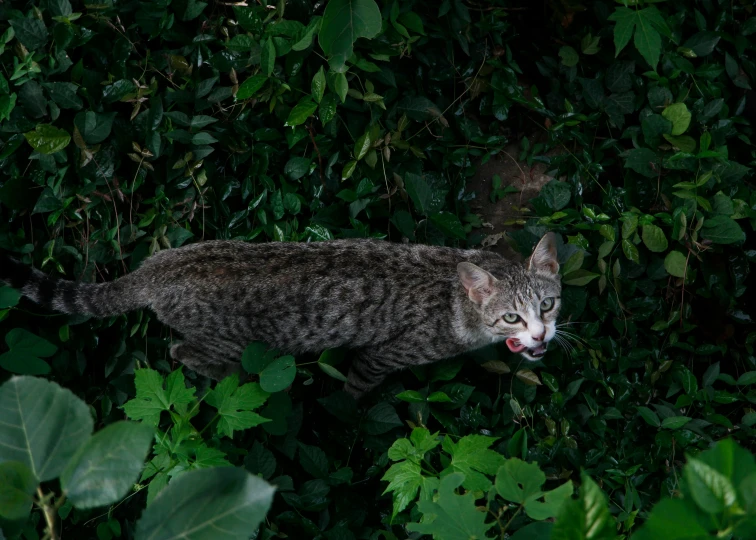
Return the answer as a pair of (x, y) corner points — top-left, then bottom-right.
(307, 122), (324, 186)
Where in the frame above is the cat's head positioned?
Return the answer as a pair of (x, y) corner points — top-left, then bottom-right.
(458, 233), (561, 360)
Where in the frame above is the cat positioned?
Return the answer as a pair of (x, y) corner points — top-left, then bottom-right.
(0, 233), (561, 398)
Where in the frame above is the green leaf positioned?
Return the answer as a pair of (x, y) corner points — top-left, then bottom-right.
(443, 434), (506, 492)
(60, 422), (154, 509)
(642, 224), (668, 252)
(430, 212), (466, 239)
(559, 46), (579, 67)
(122, 368), (196, 426)
(637, 406), (661, 427)
(259, 355), (296, 393)
(191, 132), (217, 145)
(298, 443), (328, 479)
(0, 461), (36, 521)
(241, 342), (277, 374)
(319, 93), (339, 125)
(43, 82), (83, 110)
(685, 456), (737, 513)
(701, 216), (745, 245)
(382, 459), (439, 519)
(285, 97), (318, 127)
(633, 8), (662, 68)
(354, 131), (371, 160)
(284, 157), (311, 180)
(261, 37), (275, 76)
(0, 93), (16, 123)
(661, 416), (692, 430)
(624, 148), (659, 177)
(662, 103), (692, 136)
(562, 269), (600, 287)
(135, 467), (275, 539)
(205, 375), (270, 438)
(398, 96), (443, 122)
(318, 361), (348, 382)
(663, 134), (696, 152)
(74, 111), (116, 144)
(236, 74), (268, 100)
(608, 7), (635, 56)
(495, 458), (545, 504)
(363, 402), (402, 435)
(737, 372), (756, 386)
(664, 251), (687, 278)
(23, 124), (71, 155)
(551, 473), (617, 540)
(9, 19), (48, 50)
(0, 286), (21, 309)
(318, 0), (382, 70)
(0, 328), (57, 375)
(525, 481), (574, 521)
(0, 377), (93, 482)
(633, 498), (710, 540)
(311, 66), (326, 103)
(342, 160), (357, 180)
(406, 473), (494, 540)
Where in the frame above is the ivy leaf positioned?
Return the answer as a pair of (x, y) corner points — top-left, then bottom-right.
(0, 328), (57, 375)
(122, 368), (196, 426)
(205, 375), (271, 438)
(23, 124), (71, 155)
(633, 9), (662, 69)
(406, 472), (494, 540)
(442, 434), (505, 491)
(495, 458), (545, 504)
(319, 0), (382, 71)
(259, 355), (296, 393)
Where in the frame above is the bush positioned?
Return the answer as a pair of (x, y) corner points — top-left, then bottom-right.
(1, 0), (756, 538)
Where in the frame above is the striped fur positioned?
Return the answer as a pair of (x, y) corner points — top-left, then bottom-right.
(1, 236), (561, 398)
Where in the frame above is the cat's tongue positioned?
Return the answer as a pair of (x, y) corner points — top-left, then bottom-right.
(506, 338), (527, 353)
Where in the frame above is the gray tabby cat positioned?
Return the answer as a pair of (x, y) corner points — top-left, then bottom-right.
(0, 233), (561, 398)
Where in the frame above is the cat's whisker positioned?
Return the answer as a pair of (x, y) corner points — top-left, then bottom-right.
(551, 334), (573, 357)
(556, 329), (589, 349)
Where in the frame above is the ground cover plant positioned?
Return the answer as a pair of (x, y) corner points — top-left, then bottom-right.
(1, 0), (756, 538)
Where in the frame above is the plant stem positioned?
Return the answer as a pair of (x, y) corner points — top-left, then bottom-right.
(35, 487), (58, 540)
(501, 505), (523, 535)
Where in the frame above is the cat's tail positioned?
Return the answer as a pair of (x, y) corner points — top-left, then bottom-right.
(1, 252), (148, 318)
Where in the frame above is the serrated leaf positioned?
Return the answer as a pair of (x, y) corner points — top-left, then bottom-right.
(551, 474), (617, 540)
(205, 375), (271, 438)
(443, 434), (505, 491)
(123, 368), (196, 426)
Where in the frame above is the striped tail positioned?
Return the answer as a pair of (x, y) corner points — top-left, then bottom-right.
(1, 253), (148, 318)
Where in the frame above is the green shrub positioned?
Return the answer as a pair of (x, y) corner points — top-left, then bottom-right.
(1, 0), (756, 538)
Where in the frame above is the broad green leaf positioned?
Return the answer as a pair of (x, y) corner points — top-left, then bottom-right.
(122, 368), (196, 426)
(662, 103), (692, 135)
(559, 46), (579, 67)
(637, 406), (661, 427)
(9, 19), (48, 50)
(430, 212), (466, 239)
(24, 124), (71, 155)
(285, 97), (318, 127)
(624, 148), (659, 177)
(318, 362), (348, 382)
(0, 377), (93, 482)
(406, 473), (494, 540)
(632, 498), (710, 540)
(319, 0), (382, 70)
(622, 239), (640, 263)
(236, 74), (268, 100)
(633, 8), (662, 68)
(685, 456), (737, 513)
(43, 82), (83, 110)
(205, 375), (270, 437)
(0, 328), (56, 375)
(241, 342), (277, 374)
(701, 216), (745, 244)
(354, 131), (371, 160)
(495, 458), (545, 504)
(562, 269), (600, 287)
(397, 96), (443, 122)
(443, 434), (505, 491)
(0, 461), (36, 521)
(319, 93), (339, 125)
(551, 474), (617, 540)
(0, 286), (21, 309)
(284, 157), (311, 180)
(259, 355), (296, 393)
(663, 134), (696, 152)
(642, 224), (668, 252)
(74, 111), (116, 144)
(298, 443), (328, 479)
(664, 251), (687, 278)
(135, 467), (275, 539)
(61, 422), (154, 509)
(381, 459), (438, 519)
(608, 7), (635, 56)
(363, 402), (402, 435)
(525, 481), (574, 520)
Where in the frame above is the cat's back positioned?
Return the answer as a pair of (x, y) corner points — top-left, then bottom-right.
(140, 238), (503, 285)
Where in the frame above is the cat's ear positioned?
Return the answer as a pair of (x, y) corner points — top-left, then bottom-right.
(528, 233), (559, 274)
(457, 263), (498, 304)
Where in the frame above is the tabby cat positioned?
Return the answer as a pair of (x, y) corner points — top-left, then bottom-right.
(0, 233), (561, 398)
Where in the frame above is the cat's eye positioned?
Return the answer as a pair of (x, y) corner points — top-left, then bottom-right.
(541, 297), (555, 312)
(503, 313), (520, 324)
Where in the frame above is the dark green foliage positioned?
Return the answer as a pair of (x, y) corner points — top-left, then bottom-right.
(1, 0), (756, 538)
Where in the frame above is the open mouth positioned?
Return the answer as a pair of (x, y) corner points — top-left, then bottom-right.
(506, 338), (547, 359)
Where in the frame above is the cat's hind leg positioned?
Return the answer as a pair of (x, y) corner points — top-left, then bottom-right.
(170, 341), (242, 380)
(345, 350), (403, 400)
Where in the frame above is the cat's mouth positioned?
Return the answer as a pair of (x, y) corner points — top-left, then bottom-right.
(506, 338), (547, 359)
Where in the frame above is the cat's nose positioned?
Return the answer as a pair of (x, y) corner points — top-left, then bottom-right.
(532, 331), (546, 342)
